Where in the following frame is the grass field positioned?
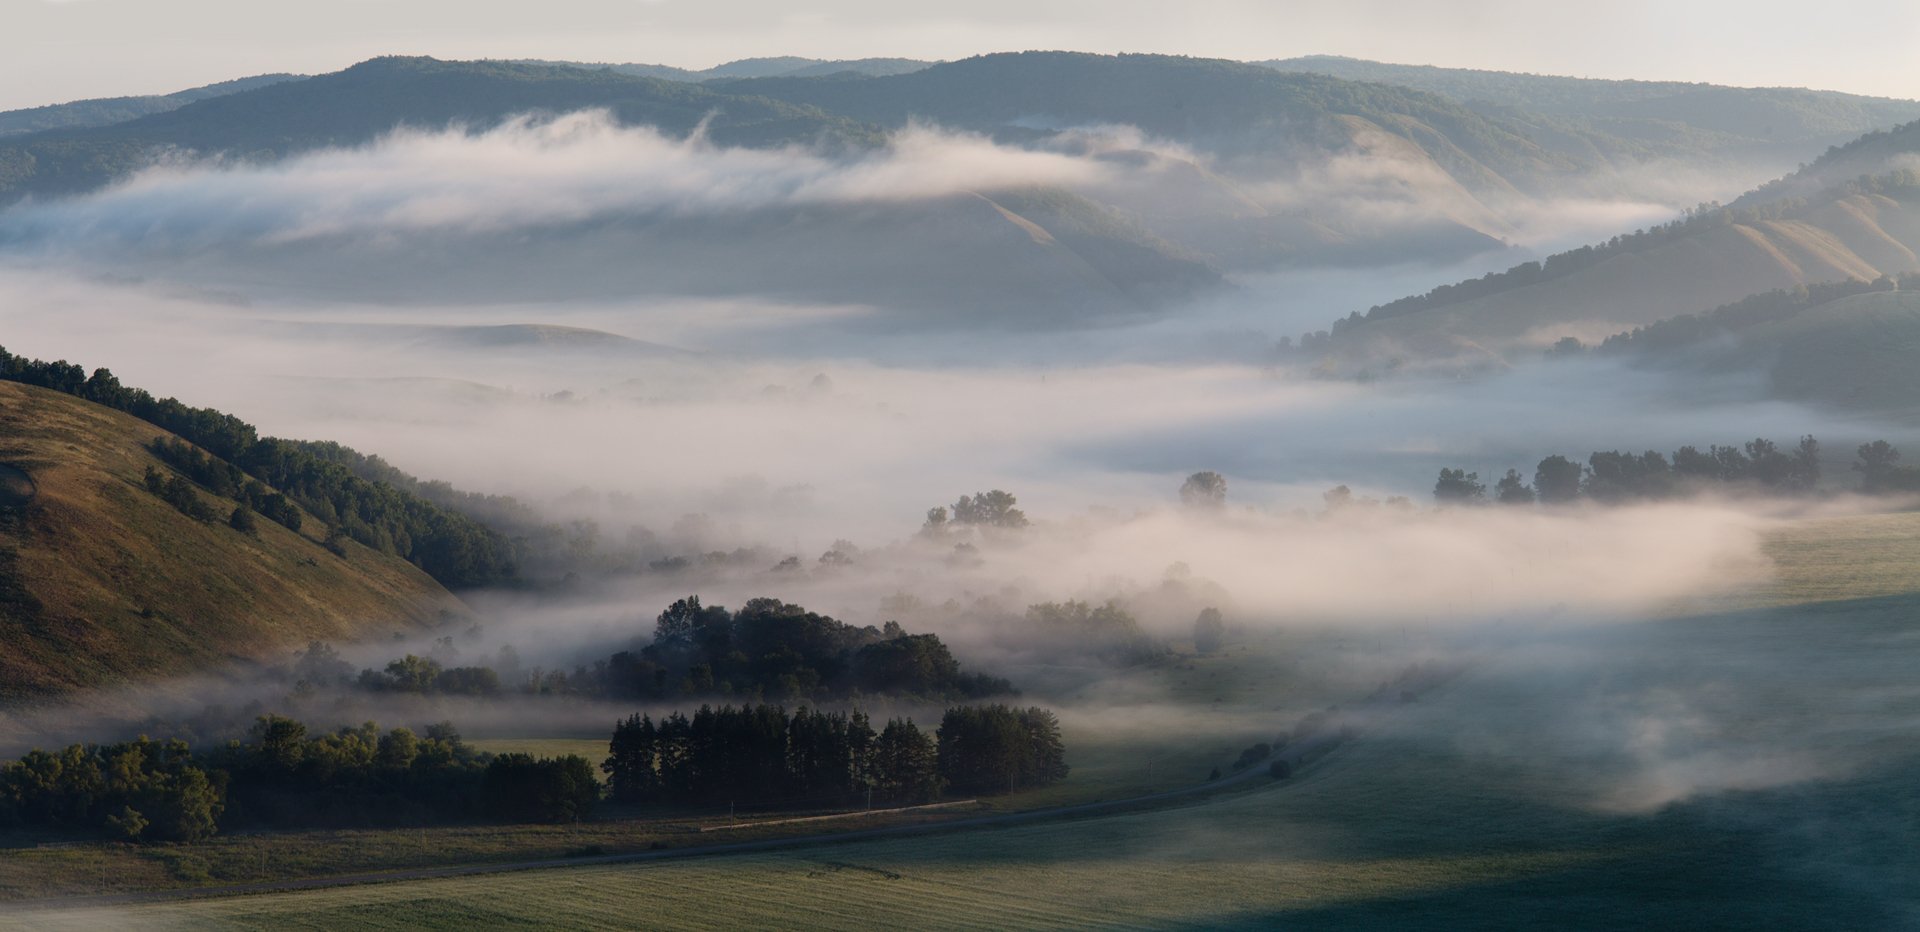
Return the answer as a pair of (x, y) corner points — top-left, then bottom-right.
(8, 510), (1920, 928)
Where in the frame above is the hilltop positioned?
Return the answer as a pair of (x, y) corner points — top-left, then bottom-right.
(0, 57), (876, 203)
(1259, 56), (1920, 162)
(0, 381), (466, 698)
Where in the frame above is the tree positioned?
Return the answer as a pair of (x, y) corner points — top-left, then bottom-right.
(1534, 455), (1583, 504)
(872, 718), (944, 804)
(1179, 472), (1227, 509)
(1433, 468), (1485, 503)
(1855, 440), (1907, 492)
(229, 503), (258, 535)
(1493, 469), (1534, 505)
(949, 490), (1028, 529)
(1192, 607), (1226, 654)
(482, 754), (599, 823)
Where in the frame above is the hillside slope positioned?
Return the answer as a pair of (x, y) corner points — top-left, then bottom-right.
(724, 52), (1589, 198)
(1313, 181), (1920, 371)
(0, 57), (875, 203)
(0, 74), (304, 139)
(0, 382), (464, 698)
(1260, 56), (1920, 162)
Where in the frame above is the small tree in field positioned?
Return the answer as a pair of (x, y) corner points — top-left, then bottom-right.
(1179, 471), (1227, 509)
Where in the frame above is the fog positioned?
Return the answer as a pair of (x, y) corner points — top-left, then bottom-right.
(2, 109), (1914, 834)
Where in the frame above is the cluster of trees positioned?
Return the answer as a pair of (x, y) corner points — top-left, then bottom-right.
(1853, 441), (1920, 493)
(1023, 599), (1168, 664)
(142, 465), (221, 523)
(597, 597), (1012, 703)
(0, 716), (598, 843)
(149, 438), (304, 531)
(0, 347), (516, 588)
(604, 706), (938, 809)
(603, 702), (1066, 809)
(935, 705), (1070, 795)
(0, 737), (222, 842)
(1434, 436), (1825, 504)
(922, 490), (1028, 535)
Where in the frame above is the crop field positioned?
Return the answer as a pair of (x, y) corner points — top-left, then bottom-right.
(9, 510), (1920, 929)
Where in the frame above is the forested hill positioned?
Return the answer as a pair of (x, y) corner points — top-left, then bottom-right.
(0, 57), (876, 203)
(0, 346), (517, 589)
(722, 51), (1591, 196)
(1258, 56), (1920, 160)
(1736, 118), (1920, 207)
(0, 73), (303, 138)
(0, 380), (465, 698)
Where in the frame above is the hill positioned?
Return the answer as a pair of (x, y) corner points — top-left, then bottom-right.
(0, 73), (304, 138)
(722, 52), (1594, 198)
(1736, 118), (1920, 207)
(0, 381), (464, 698)
(1260, 56), (1920, 163)
(1307, 171), (1920, 372)
(0, 57), (875, 203)
(168, 187), (1224, 321)
(1598, 284), (1920, 418)
(513, 56), (935, 83)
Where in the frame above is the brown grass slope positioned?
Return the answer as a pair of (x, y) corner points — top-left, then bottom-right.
(1327, 190), (1920, 371)
(0, 382), (464, 699)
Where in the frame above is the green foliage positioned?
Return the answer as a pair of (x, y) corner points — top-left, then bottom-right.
(1024, 599), (1167, 664)
(483, 754), (600, 823)
(1458, 437), (1827, 507)
(594, 596), (1012, 703)
(0, 737), (224, 842)
(1433, 468), (1487, 503)
(603, 703), (976, 810)
(936, 704), (1070, 795)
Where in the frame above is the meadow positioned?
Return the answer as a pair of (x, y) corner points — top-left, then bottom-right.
(7, 509), (1919, 929)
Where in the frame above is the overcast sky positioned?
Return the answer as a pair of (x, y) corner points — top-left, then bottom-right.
(5, 0), (1919, 110)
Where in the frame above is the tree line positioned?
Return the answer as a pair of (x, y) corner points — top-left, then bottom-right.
(283, 596), (1018, 704)
(600, 596), (1013, 703)
(0, 716), (596, 843)
(603, 703), (1066, 811)
(0, 346), (516, 588)
(1432, 436), (1828, 504)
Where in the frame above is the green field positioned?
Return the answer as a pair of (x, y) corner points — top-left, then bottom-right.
(7, 512), (1920, 929)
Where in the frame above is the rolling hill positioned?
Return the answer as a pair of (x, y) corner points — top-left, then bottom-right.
(0, 57), (877, 203)
(1598, 284), (1920, 418)
(1259, 56), (1920, 163)
(0, 73), (304, 138)
(722, 52), (1593, 198)
(0, 381), (465, 698)
(1310, 171), (1920, 373)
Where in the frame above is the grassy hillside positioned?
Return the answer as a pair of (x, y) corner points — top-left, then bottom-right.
(0, 382), (463, 698)
(1313, 179), (1920, 371)
(13, 510), (1917, 928)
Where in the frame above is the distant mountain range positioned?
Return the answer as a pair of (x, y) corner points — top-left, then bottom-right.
(4, 52), (1920, 326)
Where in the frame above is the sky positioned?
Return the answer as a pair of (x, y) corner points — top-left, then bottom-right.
(3, 0), (1919, 111)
